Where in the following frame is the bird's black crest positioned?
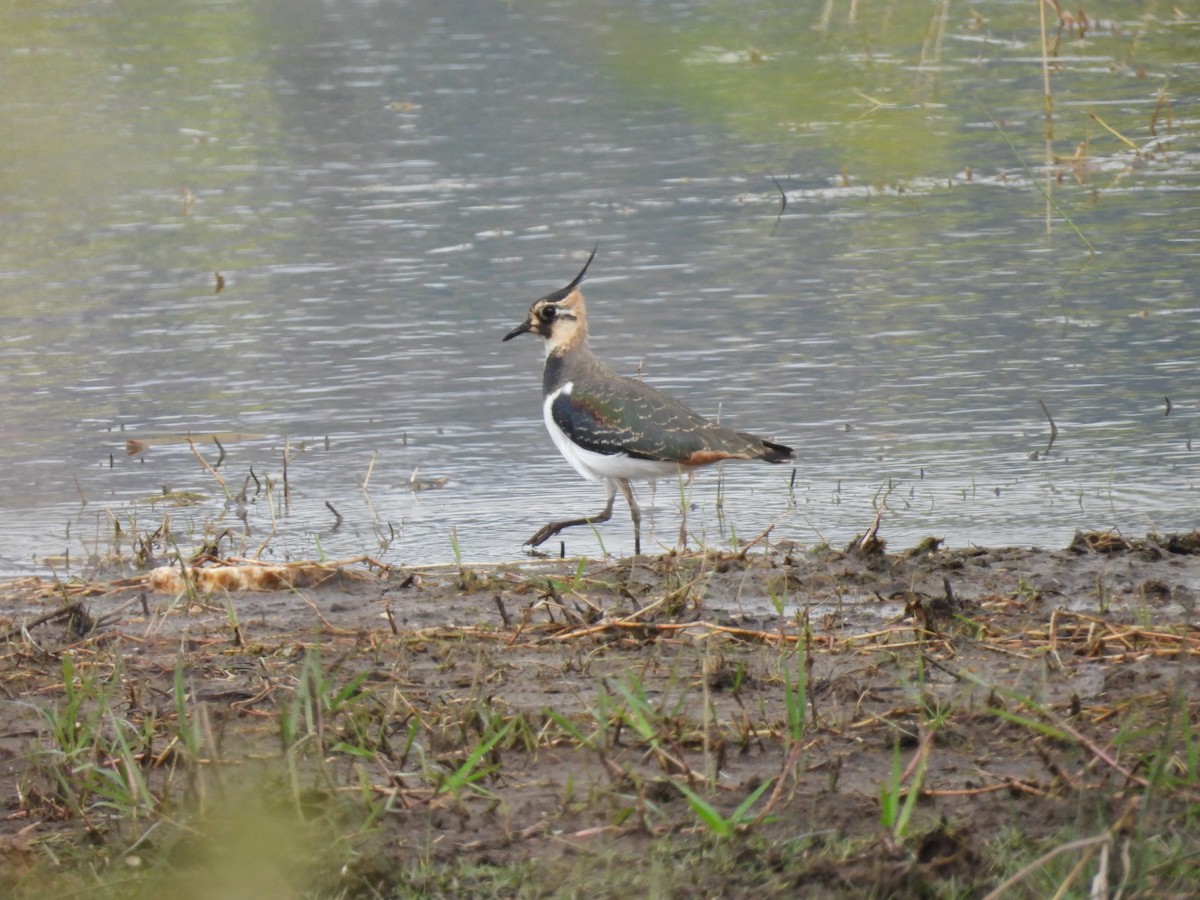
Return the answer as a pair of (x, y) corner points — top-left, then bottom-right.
(543, 245), (597, 303)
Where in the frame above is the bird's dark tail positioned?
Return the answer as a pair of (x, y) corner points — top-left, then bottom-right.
(753, 437), (795, 464)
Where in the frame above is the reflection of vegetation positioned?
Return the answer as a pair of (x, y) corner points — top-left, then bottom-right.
(592, 1), (1185, 182)
(0, 1), (281, 308)
(600, 2), (951, 176)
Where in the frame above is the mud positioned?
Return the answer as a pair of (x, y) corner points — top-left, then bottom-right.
(1, 531), (1198, 896)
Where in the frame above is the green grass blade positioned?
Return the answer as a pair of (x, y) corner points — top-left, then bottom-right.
(980, 103), (1096, 255)
(676, 782), (733, 837)
(438, 719), (514, 797)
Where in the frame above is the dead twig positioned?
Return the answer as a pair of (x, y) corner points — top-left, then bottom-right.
(188, 436), (227, 491)
(0, 603), (91, 643)
(736, 524), (775, 560)
(325, 501), (344, 530)
(362, 449), (378, 492)
(1038, 398), (1059, 457)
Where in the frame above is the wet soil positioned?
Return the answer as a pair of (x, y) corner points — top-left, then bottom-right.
(1, 530), (1198, 896)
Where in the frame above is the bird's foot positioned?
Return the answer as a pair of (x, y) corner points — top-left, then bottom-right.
(525, 522), (564, 548)
(526, 517), (593, 549)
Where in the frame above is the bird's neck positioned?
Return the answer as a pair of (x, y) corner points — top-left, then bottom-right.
(542, 332), (601, 394)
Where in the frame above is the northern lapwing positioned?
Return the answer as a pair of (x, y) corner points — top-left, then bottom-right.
(502, 249), (795, 555)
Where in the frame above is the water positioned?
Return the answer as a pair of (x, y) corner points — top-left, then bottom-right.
(1, 1), (1197, 577)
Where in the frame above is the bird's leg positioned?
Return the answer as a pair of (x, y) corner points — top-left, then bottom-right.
(526, 479), (616, 549)
(615, 478), (641, 556)
(678, 469), (695, 549)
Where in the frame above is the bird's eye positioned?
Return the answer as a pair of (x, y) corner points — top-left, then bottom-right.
(538, 305), (557, 322)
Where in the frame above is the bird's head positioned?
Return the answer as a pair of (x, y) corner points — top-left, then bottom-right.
(503, 248), (596, 355)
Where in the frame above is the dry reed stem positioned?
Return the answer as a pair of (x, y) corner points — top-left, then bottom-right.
(187, 437), (226, 491)
(1038, 0), (1055, 140)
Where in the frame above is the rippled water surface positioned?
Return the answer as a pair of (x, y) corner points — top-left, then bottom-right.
(2, 1), (1197, 576)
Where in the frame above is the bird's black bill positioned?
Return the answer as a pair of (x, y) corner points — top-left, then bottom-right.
(503, 320), (532, 342)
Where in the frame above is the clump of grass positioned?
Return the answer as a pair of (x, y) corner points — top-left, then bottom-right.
(27, 651), (156, 821)
(781, 637), (809, 744)
(676, 777), (775, 837)
(434, 716), (515, 800)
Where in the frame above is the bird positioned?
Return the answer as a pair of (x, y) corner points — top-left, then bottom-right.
(502, 248), (795, 555)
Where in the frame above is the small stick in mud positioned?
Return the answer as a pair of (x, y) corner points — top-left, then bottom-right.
(736, 524), (775, 560)
(188, 436), (227, 491)
(769, 174), (787, 216)
(942, 576), (957, 607)
(852, 492), (889, 556)
(325, 501), (344, 531)
(494, 594), (512, 628)
(282, 441), (291, 509)
(1038, 398), (1059, 457)
(362, 449), (378, 492)
(768, 173), (787, 235)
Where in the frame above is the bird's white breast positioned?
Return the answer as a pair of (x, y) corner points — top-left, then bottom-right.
(543, 383), (681, 482)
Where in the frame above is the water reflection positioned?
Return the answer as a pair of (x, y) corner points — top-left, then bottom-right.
(0, 1), (1196, 576)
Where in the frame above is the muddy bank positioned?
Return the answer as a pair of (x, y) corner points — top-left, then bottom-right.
(1, 531), (1198, 896)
